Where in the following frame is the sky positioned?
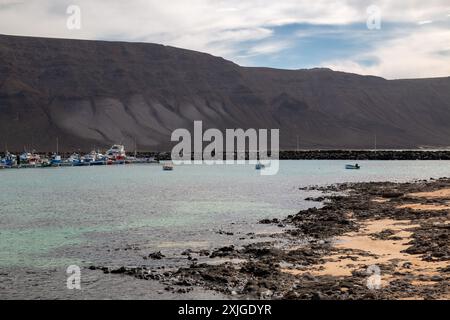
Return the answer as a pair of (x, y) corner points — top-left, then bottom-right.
(0, 0), (449, 79)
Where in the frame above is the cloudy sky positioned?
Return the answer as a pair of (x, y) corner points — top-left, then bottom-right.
(1, 0), (449, 79)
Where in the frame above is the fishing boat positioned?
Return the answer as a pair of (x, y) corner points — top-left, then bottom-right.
(346, 164), (361, 170)
(82, 151), (95, 164)
(1, 152), (17, 167)
(163, 162), (174, 171)
(67, 153), (84, 166)
(51, 138), (62, 166)
(50, 154), (62, 166)
(83, 150), (107, 165)
(19, 152), (31, 164)
(19, 151), (40, 166)
(106, 145), (126, 161)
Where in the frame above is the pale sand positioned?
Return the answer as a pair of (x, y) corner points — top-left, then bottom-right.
(398, 187), (450, 210)
(409, 188), (450, 199)
(282, 219), (447, 283)
(281, 188), (450, 299)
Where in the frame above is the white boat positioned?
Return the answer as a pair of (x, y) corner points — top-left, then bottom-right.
(67, 153), (83, 166)
(82, 151), (95, 163)
(163, 162), (174, 171)
(19, 152), (40, 165)
(106, 145), (126, 161)
(19, 152), (31, 163)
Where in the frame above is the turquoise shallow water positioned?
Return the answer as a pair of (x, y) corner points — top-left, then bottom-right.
(1, 160), (450, 299)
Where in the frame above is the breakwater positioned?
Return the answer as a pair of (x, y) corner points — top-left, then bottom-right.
(137, 150), (450, 161)
(278, 150), (450, 160)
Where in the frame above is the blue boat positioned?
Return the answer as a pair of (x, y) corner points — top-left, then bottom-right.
(1, 153), (17, 167)
(50, 154), (62, 166)
(51, 138), (62, 166)
(90, 158), (107, 166)
(82, 150), (108, 166)
(255, 162), (266, 170)
(68, 153), (84, 166)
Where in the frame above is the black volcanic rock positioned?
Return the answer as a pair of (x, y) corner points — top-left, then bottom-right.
(1, 34), (450, 151)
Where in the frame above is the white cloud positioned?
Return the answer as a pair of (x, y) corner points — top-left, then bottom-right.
(323, 28), (450, 79)
(245, 41), (293, 56)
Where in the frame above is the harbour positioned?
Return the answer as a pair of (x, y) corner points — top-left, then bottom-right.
(0, 144), (159, 169)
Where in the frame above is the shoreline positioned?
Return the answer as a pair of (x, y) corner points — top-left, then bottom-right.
(4, 150), (450, 162)
(91, 177), (450, 300)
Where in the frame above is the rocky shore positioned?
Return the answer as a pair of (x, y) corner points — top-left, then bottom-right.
(90, 178), (450, 300)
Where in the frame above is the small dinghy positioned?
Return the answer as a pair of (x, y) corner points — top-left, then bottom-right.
(346, 164), (361, 170)
(255, 162), (266, 170)
(163, 163), (174, 171)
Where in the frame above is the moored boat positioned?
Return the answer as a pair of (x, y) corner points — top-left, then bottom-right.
(51, 138), (62, 166)
(83, 150), (107, 165)
(50, 154), (62, 166)
(346, 164), (361, 170)
(163, 162), (174, 171)
(67, 153), (83, 166)
(1, 152), (17, 167)
(255, 162), (265, 170)
(106, 145), (126, 161)
(19, 151), (40, 166)
(16, 152), (39, 167)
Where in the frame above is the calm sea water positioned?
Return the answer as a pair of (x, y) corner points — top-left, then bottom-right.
(1, 160), (450, 299)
